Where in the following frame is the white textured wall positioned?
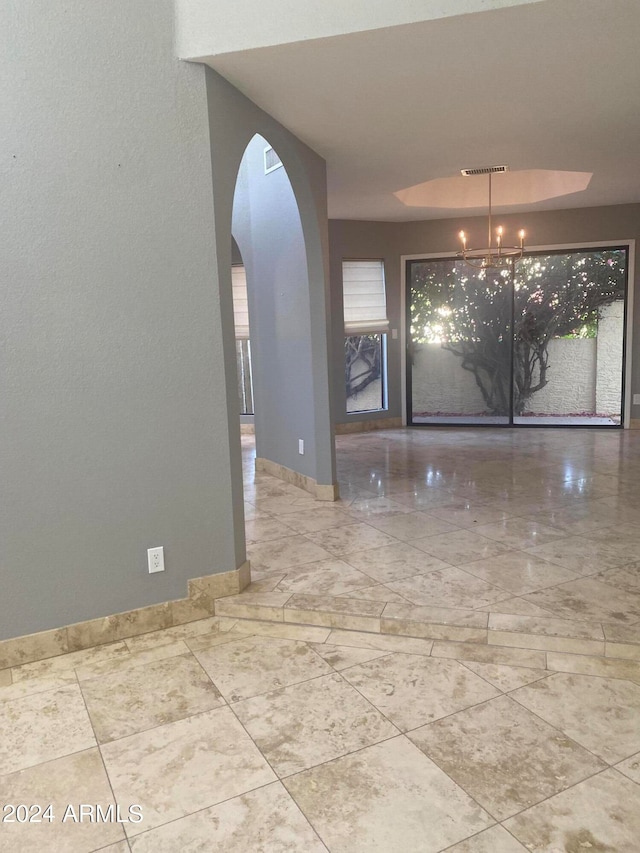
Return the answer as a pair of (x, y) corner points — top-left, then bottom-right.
(177, 0), (545, 59)
(412, 344), (489, 415)
(528, 339), (596, 414)
(596, 301), (625, 416)
(412, 338), (602, 416)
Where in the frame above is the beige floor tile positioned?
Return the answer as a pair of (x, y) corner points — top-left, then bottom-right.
(304, 523), (399, 556)
(253, 494), (317, 515)
(283, 736), (493, 853)
(81, 653), (224, 743)
(0, 671), (78, 703)
(432, 640), (547, 669)
(343, 542), (451, 583)
(276, 505), (355, 533)
(342, 653), (499, 731)
(101, 706), (275, 836)
(212, 620), (330, 643)
(443, 825), (527, 852)
(284, 593), (384, 632)
(472, 517), (566, 549)
(603, 622), (640, 644)
(233, 672), (398, 776)
(244, 516), (296, 544)
(381, 601), (488, 642)
(245, 573), (287, 592)
(504, 769), (640, 852)
(186, 629), (254, 652)
(387, 566), (511, 610)
(461, 661), (551, 692)
(523, 503), (623, 534)
(247, 535), (333, 571)
(512, 672), (640, 763)
(128, 781), (326, 852)
(309, 642), (392, 671)
(523, 576), (640, 624)
(0, 749), (125, 852)
(524, 535), (631, 573)
(366, 510), (459, 541)
(592, 561), (640, 595)
(325, 629), (434, 656)
(488, 613), (605, 655)
(546, 650), (640, 684)
(383, 601), (488, 628)
(123, 617), (235, 653)
(0, 685), (96, 774)
(11, 641), (130, 682)
(194, 635), (332, 702)
(476, 596), (559, 618)
(75, 640), (191, 681)
(461, 551), (581, 595)
(388, 489), (458, 510)
(409, 694), (604, 820)
(615, 751), (640, 784)
(344, 496), (414, 518)
(425, 501), (514, 528)
(274, 558), (374, 596)
(339, 583), (409, 603)
(606, 640), (640, 661)
(0, 669), (11, 688)
(409, 528), (513, 566)
(214, 591), (292, 621)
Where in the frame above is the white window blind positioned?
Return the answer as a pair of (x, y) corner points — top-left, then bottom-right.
(342, 259), (388, 334)
(232, 265), (250, 339)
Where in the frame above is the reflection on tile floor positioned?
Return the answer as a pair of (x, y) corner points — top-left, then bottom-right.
(1, 427), (640, 850)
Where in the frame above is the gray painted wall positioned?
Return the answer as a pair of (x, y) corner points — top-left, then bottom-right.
(233, 136), (319, 478)
(205, 69), (337, 489)
(0, 0), (247, 642)
(1, 2), (338, 642)
(330, 205), (640, 423)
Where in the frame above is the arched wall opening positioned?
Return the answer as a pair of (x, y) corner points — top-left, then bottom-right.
(232, 133), (323, 484)
(204, 67), (338, 579)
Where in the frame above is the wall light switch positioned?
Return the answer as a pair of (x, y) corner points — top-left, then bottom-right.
(298, 439), (304, 455)
(634, 394), (640, 405)
(391, 328), (398, 339)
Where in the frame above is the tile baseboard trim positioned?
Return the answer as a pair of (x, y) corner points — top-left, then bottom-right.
(335, 417), (403, 435)
(629, 418), (640, 429)
(0, 562), (251, 671)
(240, 423), (255, 434)
(255, 456), (339, 501)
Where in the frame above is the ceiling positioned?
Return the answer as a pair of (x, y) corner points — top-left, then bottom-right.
(204, 0), (640, 221)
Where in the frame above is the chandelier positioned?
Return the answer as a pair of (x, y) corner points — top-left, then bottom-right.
(457, 167), (525, 269)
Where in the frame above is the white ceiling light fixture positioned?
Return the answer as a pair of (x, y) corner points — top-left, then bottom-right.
(458, 166), (525, 269)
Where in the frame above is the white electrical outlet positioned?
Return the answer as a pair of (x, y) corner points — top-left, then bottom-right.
(634, 393), (640, 405)
(391, 328), (398, 340)
(298, 439), (304, 455)
(147, 546), (165, 574)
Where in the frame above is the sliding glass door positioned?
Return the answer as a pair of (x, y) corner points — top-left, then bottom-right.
(407, 248), (627, 427)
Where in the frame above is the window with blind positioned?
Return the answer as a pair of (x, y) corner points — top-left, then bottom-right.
(342, 260), (388, 414)
(232, 265), (254, 415)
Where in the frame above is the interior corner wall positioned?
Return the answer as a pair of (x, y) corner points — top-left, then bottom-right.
(0, 0), (245, 641)
(329, 204), (640, 425)
(205, 68), (337, 488)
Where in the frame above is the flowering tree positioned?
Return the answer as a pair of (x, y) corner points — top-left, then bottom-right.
(409, 250), (626, 415)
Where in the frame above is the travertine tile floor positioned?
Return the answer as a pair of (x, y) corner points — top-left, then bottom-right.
(2, 428), (640, 851)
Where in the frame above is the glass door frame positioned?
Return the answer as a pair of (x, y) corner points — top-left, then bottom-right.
(402, 243), (632, 430)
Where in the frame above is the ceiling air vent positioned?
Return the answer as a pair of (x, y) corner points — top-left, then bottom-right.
(461, 165), (509, 177)
(264, 145), (283, 174)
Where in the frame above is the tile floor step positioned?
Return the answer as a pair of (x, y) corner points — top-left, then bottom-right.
(214, 592), (640, 662)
